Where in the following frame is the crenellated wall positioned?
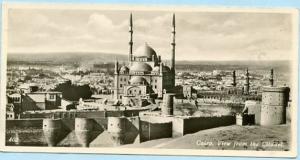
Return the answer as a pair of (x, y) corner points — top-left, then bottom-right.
(20, 109), (145, 119)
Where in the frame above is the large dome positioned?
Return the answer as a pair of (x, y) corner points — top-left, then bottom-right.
(134, 43), (157, 58)
(130, 76), (147, 85)
(130, 62), (152, 72)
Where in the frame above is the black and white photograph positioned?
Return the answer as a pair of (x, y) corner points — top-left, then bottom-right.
(1, 4), (298, 157)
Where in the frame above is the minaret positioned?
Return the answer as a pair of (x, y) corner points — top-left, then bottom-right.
(114, 60), (119, 74)
(129, 13), (133, 63)
(171, 13), (176, 87)
(232, 70), (236, 87)
(244, 68), (250, 95)
(114, 60), (119, 100)
(269, 68), (274, 86)
(160, 63), (164, 75)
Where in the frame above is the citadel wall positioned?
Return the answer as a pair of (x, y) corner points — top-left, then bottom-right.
(6, 114), (237, 147)
(172, 115), (236, 137)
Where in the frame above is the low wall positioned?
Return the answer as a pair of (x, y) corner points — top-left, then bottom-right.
(6, 119), (43, 129)
(6, 119), (45, 146)
(236, 114), (255, 126)
(140, 121), (172, 142)
(172, 115), (236, 137)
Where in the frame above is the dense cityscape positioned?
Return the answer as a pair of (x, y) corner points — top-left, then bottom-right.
(6, 60), (290, 112)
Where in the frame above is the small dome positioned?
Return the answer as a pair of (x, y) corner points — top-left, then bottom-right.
(130, 76), (147, 85)
(130, 62), (152, 72)
(153, 66), (160, 72)
(120, 66), (129, 73)
(134, 43), (157, 58)
(162, 66), (171, 72)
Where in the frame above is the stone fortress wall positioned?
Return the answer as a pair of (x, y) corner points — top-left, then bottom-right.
(6, 114), (236, 147)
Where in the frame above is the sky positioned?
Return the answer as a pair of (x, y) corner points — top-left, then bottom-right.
(7, 8), (294, 61)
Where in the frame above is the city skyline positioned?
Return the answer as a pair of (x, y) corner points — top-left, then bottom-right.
(7, 8), (295, 61)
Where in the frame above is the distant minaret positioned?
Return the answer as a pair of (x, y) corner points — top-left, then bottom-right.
(114, 60), (119, 100)
(171, 13), (176, 87)
(232, 70), (237, 87)
(244, 68), (250, 94)
(129, 13), (133, 63)
(160, 62), (164, 75)
(114, 60), (119, 74)
(269, 68), (274, 86)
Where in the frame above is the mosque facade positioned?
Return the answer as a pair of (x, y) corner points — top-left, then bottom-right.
(113, 14), (176, 106)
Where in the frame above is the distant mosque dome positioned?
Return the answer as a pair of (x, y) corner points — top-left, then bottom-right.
(162, 66), (171, 72)
(130, 62), (152, 72)
(130, 76), (147, 85)
(134, 43), (157, 58)
(153, 66), (160, 72)
(119, 66), (129, 73)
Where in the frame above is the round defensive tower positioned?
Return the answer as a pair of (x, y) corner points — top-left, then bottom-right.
(42, 119), (62, 147)
(162, 93), (175, 116)
(107, 117), (126, 146)
(75, 118), (94, 147)
(261, 86), (290, 126)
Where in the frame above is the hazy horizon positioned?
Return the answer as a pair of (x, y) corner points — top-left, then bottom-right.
(7, 8), (295, 61)
(7, 52), (292, 63)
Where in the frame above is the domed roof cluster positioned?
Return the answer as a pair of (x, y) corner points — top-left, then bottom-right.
(120, 66), (129, 73)
(134, 43), (157, 59)
(130, 62), (152, 72)
(130, 76), (147, 85)
(117, 43), (172, 74)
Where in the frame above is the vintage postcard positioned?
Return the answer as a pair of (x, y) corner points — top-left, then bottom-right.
(0, 3), (298, 158)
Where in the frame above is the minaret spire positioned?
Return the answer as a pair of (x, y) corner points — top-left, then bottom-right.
(244, 68), (250, 95)
(114, 60), (119, 74)
(171, 13), (176, 87)
(269, 68), (274, 86)
(232, 70), (236, 87)
(246, 68), (249, 84)
(129, 13), (133, 62)
(114, 59), (119, 100)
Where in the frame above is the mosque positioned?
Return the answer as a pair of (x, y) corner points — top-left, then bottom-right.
(113, 14), (176, 107)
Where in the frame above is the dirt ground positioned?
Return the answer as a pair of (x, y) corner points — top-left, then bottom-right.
(121, 124), (290, 151)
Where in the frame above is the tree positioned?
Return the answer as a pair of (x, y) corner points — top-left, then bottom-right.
(53, 81), (92, 101)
